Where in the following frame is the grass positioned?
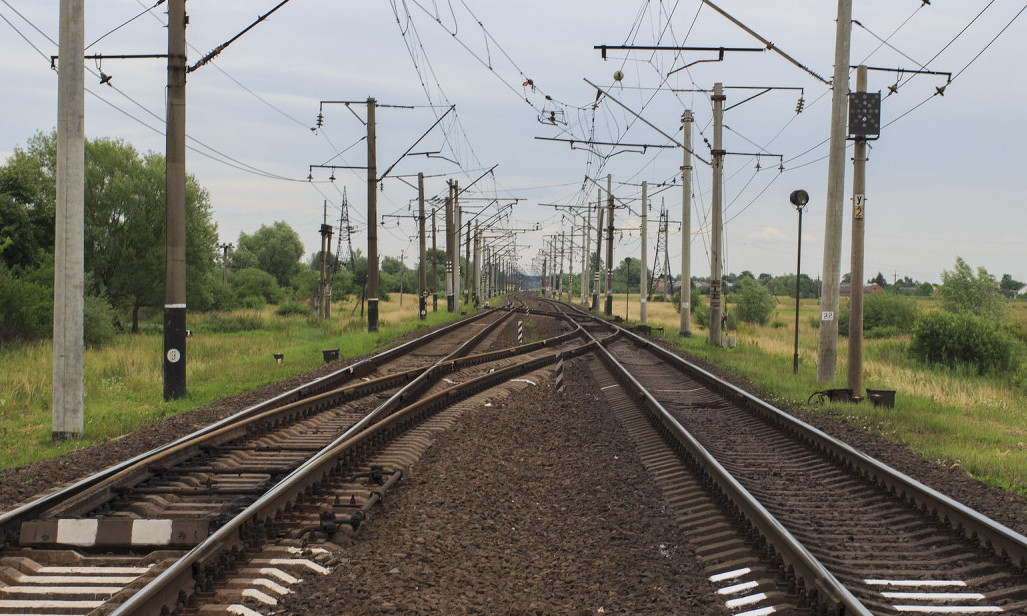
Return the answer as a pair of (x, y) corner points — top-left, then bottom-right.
(572, 293), (1027, 496)
(0, 293), (477, 470)
(3, 291), (1025, 497)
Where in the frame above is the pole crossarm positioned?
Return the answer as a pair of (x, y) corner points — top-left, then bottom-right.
(585, 78), (712, 166)
(50, 53), (167, 69)
(535, 136), (677, 152)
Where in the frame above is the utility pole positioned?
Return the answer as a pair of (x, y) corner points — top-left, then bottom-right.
(454, 190), (462, 308)
(418, 173), (427, 320)
(53, 0), (85, 440)
(709, 83), (725, 346)
(560, 231), (566, 302)
(445, 183), (455, 312)
(581, 202), (589, 305)
(431, 205), (438, 311)
(218, 243), (232, 285)
(592, 188), (604, 311)
(599, 175), (607, 316)
(640, 181), (648, 324)
(818, 0), (853, 381)
(318, 202), (333, 320)
(464, 219), (471, 305)
(473, 222), (481, 305)
(163, 0), (187, 400)
(399, 250), (405, 306)
(848, 65), (872, 395)
(366, 98), (380, 332)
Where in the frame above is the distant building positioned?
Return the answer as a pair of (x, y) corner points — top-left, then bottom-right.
(839, 282), (884, 297)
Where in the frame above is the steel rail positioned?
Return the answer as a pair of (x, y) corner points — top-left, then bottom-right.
(108, 313), (584, 616)
(611, 323), (1027, 572)
(555, 320), (870, 615)
(0, 309), (500, 542)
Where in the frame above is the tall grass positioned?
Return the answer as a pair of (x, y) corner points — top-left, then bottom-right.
(574, 293), (1027, 495)
(0, 296), (473, 469)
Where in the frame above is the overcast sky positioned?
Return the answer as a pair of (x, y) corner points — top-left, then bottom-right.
(2, 1), (1025, 285)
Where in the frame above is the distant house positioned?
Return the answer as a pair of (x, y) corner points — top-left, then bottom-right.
(839, 282), (884, 297)
(1018, 285), (1027, 297)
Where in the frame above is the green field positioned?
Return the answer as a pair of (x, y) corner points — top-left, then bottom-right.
(594, 293), (1027, 495)
(2, 292), (1025, 496)
(0, 294), (471, 469)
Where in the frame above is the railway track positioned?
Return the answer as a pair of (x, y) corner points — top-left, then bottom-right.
(0, 303), (590, 616)
(2, 293), (1024, 616)
(533, 294), (1027, 615)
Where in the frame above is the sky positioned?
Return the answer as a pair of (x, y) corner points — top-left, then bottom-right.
(1, 1), (1025, 286)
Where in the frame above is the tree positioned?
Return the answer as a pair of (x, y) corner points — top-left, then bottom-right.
(999, 274), (1024, 299)
(0, 132), (58, 269)
(936, 256), (1004, 324)
(870, 272), (888, 288)
(234, 221), (304, 289)
(734, 277), (776, 325)
(0, 132), (220, 334)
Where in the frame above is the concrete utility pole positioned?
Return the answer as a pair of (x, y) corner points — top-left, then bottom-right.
(679, 113), (693, 337)
(445, 184), (455, 312)
(453, 185), (461, 309)
(818, 0), (853, 382)
(464, 219), (471, 305)
(53, 0), (85, 440)
(640, 181), (648, 324)
(847, 65), (869, 395)
(366, 97), (380, 332)
(709, 83), (725, 346)
(318, 201), (333, 320)
(581, 203), (589, 304)
(560, 231), (566, 302)
(473, 222), (481, 305)
(592, 188), (604, 310)
(599, 174), (607, 316)
(163, 0), (188, 400)
(418, 172), (427, 320)
(431, 205), (438, 311)
(218, 243), (232, 285)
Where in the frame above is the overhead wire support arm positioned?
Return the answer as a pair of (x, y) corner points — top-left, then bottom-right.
(697, 0), (831, 85)
(584, 78), (711, 166)
(378, 105), (456, 181)
(188, 0), (293, 72)
(534, 136), (677, 152)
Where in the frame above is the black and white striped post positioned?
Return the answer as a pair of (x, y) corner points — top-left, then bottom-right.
(517, 320), (523, 344)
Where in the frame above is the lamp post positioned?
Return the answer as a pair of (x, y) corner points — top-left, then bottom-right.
(790, 189), (809, 374)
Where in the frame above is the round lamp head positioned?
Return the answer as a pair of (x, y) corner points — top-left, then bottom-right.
(789, 189), (809, 208)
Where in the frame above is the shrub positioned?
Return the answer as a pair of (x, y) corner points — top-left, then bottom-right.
(909, 311), (1022, 375)
(771, 319), (786, 329)
(734, 279), (776, 325)
(0, 270), (52, 342)
(276, 300), (313, 316)
(692, 295), (709, 330)
(83, 295), (118, 347)
(839, 292), (918, 338)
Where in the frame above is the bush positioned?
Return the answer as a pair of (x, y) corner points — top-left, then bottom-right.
(692, 294), (709, 330)
(83, 295), (118, 347)
(839, 292), (918, 338)
(909, 311), (1022, 375)
(734, 280), (776, 325)
(276, 300), (313, 316)
(0, 270), (52, 342)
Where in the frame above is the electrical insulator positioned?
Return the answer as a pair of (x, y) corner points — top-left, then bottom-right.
(316, 113), (324, 128)
(795, 97), (805, 114)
